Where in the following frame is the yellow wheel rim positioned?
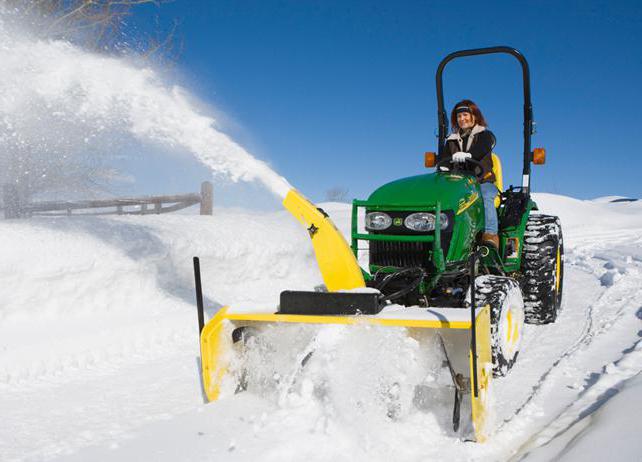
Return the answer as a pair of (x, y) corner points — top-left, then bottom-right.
(506, 309), (513, 343)
(504, 305), (521, 355)
(555, 246), (562, 294)
(511, 314), (520, 344)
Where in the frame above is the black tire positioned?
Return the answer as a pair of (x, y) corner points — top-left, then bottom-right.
(521, 215), (564, 324)
(475, 275), (525, 377)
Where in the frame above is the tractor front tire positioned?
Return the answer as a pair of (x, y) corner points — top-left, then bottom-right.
(521, 215), (564, 324)
(475, 275), (525, 377)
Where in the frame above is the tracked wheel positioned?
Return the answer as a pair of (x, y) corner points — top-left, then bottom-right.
(521, 214), (564, 324)
(475, 275), (525, 377)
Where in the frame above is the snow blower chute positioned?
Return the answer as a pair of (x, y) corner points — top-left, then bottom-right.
(194, 46), (564, 443)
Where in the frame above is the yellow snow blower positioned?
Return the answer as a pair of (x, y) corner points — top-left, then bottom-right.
(193, 46), (562, 443)
(194, 188), (495, 442)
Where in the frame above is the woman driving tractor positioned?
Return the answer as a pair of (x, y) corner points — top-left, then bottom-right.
(438, 99), (499, 249)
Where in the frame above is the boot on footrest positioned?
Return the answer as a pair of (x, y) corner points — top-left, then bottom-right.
(481, 232), (499, 250)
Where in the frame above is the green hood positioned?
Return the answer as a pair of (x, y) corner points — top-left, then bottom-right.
(367, 172), (479, 211)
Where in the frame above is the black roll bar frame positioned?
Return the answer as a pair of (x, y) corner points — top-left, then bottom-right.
(435, 46), (535, 192)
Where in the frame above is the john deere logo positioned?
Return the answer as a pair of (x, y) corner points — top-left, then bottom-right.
(393, 217), (403, 226)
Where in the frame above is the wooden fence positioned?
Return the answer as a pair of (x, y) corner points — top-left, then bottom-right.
(3, 181), (213, 218)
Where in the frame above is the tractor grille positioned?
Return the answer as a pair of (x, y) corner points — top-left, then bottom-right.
(369, 241), (432, 268)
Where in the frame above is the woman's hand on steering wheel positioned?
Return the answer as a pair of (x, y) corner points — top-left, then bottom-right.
(436, 155), (483, 172)
(452, 152), (471, 163)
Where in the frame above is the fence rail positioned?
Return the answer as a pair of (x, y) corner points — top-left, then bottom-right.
(3, 181), (213, 218)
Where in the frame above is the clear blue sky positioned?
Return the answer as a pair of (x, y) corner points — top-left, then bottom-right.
(126, 0), (642, 203)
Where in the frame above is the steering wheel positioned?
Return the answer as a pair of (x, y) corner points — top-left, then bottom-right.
(436, 156), (484, 174)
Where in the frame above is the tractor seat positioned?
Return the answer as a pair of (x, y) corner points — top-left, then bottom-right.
(491, 153), (503, 208)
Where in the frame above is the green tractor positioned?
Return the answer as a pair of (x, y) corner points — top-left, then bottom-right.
(195, 46), (564, 442)
(352, 46), (564, 375)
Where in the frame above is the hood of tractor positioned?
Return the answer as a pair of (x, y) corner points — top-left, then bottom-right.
(368, 172), (478, 211)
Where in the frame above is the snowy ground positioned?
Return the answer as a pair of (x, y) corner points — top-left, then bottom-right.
(1, 194), (641, 461)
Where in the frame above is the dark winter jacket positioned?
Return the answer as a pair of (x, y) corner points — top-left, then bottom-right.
(438, 125), (496, 184)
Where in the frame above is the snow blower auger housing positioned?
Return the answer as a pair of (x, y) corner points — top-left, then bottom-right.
(194, 46), (563, 444)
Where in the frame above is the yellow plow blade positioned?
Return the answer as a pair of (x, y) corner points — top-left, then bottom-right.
(200, 305), (493, 442)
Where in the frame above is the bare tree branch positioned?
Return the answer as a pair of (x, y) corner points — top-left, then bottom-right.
(6, 0), (177, 57)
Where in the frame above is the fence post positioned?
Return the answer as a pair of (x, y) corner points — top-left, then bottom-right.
(200, 181), (213, 215)
(3, 184), (21, 219)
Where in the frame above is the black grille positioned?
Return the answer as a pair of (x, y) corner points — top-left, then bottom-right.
(369, 240), (432, 268)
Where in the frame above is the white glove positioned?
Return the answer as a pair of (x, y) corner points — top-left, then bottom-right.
(452, 151), (472, 163)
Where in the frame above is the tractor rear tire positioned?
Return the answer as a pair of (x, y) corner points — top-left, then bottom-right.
(475, 275), (525, 377)
(521, 215), (564, 324)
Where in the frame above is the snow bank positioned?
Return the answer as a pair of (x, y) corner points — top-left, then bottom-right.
(0, 211), (321, 385)
(533, 193), (642, 238)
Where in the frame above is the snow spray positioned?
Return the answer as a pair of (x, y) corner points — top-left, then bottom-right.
(0, 14), (292, 199)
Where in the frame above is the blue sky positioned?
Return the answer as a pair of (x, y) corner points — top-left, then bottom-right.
(127, 0), (642, 203)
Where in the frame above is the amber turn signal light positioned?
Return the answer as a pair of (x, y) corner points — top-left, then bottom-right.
(532, 148), (546, 165)
(424, 152), (436, 168)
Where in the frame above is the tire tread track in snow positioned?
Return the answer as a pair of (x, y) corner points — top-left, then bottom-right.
(514, 341), (642, 461)
(492, 233), (642, 460)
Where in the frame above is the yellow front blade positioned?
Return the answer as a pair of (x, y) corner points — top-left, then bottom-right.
(200, 305), (492, 442)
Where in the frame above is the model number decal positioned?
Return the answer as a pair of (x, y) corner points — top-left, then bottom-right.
(456, 191), (479, 215)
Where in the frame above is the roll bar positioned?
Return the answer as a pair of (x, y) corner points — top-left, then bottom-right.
(436, 46), (534, 192)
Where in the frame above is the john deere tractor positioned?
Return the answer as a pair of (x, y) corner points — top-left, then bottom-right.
(353, 46), (564, 375)
(195, 46), (564, 442)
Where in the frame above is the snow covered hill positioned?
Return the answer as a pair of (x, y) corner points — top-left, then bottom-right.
(1, 194), (641, 461)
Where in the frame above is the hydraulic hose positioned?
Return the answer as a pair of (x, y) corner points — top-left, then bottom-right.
(375, 267), (426, 304)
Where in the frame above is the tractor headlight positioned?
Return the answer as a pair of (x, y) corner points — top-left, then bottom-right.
(404, 213), (435, 232)
(365, 212), (392, 230)
(438, 212), (449, 230)
(404, 212), (450, 232)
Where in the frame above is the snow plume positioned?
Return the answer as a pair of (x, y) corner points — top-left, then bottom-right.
(0, 12), (292, 200)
